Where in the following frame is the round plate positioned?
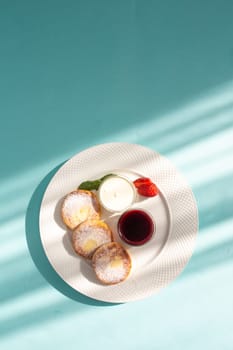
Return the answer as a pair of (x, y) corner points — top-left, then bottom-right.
(39, 143), (198, 302)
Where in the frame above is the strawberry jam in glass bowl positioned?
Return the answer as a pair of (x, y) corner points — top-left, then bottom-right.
(118, 209), (155, 246)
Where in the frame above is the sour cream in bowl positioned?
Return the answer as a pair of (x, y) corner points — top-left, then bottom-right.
(98, 175), (136, 213)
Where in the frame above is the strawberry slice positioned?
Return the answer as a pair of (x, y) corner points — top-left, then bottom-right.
(137, 183), (159, 197)
(133, 177), (152, 188)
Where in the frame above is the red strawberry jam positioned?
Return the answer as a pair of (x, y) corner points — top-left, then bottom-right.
(118, 209), (155, 246)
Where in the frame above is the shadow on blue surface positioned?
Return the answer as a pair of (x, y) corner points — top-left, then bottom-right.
(0, 96), (231, 335)
(1, 0), (233, 180)
(25, 162), (119, 307)
(1, 159), (231, 308)
(1, 1), (233, 346)
(0, 299), (87, 338)
(181, 237), (233, 279)
(0, 152), (231, 337)
(196, 173), (233, 231)
(146, 103), (233, 155)
(179, 170), (233, 280)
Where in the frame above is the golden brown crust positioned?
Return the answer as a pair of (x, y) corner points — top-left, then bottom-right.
(61, 190), (101, 230)
(92, 242), (131, 285)
(72, 219), (113, 259)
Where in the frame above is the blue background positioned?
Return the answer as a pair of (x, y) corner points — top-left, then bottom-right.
(1, 1), (233, 349)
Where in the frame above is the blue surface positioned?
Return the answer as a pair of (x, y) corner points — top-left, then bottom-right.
(1, 1), (233, 349)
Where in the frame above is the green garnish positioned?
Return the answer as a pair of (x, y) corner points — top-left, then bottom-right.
(78, 173), (115, 191)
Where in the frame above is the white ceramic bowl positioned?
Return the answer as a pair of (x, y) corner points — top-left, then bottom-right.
(98, 174), (136, 213)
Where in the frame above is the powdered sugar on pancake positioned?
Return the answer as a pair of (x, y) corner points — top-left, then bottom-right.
(72, 220), (112, 258)
(61, 190), (100, 229)
(92, 242), (131, 284)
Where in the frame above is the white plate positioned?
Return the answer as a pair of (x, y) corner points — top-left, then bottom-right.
(39, 143), (198, 302)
